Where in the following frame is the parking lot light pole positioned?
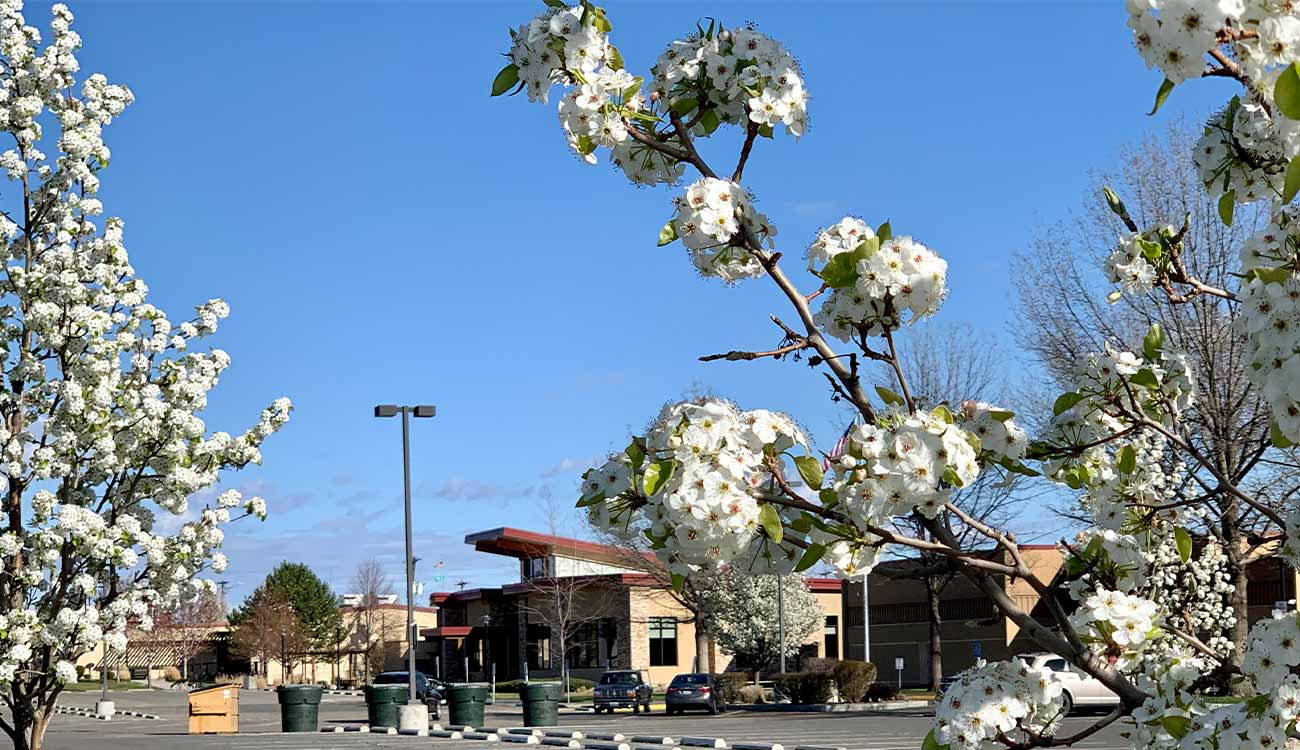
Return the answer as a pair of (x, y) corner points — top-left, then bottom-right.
(374, 404), (436, 706)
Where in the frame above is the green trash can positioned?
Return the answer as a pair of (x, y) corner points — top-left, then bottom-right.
(520, 682), (561, 727)
(364, 684), (408, 729)
(448, 684), (489, 727)
(277, 684), (323, 733)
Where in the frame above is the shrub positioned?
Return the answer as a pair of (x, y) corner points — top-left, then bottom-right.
(214, 674), (242, 686)
(863, 682), (898, 702)
(801, 657), (838, 674)
(497, 677), (593, 693)
(738, 685), (768, 704)
(773, 672), (836, 704)
(712, 673), (749, 703)
(162, 666), (182, 682)
(831, 661), (877, 703)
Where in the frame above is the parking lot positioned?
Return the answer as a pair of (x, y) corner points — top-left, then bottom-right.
(25, 688), (1137, 750)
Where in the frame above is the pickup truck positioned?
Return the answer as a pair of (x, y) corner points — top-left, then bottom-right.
(593, 670), (653, 714)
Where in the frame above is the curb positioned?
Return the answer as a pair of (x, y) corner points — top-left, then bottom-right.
(682, 739), (726, 748)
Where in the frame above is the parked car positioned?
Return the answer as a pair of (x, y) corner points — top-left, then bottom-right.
(593, 670), (653, 714)
(665, 673), (725, 716)
(1023, 653), (1119, 714)
(373, 671), (445, 712)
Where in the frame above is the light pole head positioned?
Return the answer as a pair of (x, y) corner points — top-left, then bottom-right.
(413, 405), (436, 418)
(374, 405), (398, 418)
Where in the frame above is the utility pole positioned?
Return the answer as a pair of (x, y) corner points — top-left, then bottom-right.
(374, 404), (435, 727)
(777, 572), (786, 674)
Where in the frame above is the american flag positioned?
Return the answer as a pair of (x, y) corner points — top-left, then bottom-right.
(822, 419), (856, 471)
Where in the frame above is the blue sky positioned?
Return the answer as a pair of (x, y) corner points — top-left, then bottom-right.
(59, 0), (1236, 606)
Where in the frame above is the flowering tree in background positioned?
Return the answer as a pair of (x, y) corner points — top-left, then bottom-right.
(0, 3), (290, 747)
(493, 0), (1300, 747)
(693, 567), (820, 679)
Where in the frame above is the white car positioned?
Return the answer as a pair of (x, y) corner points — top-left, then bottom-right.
(1023, 653), (1120, 714)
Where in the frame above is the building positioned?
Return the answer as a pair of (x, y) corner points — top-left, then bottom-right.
(424, 528), (845, 687)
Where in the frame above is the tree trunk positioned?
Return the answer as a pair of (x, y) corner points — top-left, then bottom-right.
(694, 625), (709, 673)
(925, 576), (943, 692)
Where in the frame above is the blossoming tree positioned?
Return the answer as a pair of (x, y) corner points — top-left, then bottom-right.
(493, 0), (1300, 747)
(693, 567), (821, 678)
(0, 3), (289, 748)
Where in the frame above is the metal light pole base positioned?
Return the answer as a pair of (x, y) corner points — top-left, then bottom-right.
(95, 700), (115, 719)
(398, 703), (428, 732)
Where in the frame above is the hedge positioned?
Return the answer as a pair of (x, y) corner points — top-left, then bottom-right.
(831, 661), (877, 702)
(773, 672), (835, 704)
(712, 673), (749, 703)
(495, 677), (593, 692)
(863, 681), (898, 702)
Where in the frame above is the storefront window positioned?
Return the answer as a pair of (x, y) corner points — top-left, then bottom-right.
(648, 618), (677, 666)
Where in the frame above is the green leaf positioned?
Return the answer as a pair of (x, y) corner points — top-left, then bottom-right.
(669, 97), (698, 116)
(1218, 190), (1235, 227)
(1272, 420), (1294, 449)
(1142, 323), (1164, 361)
(820, 253), (860, 289)
(876, 385), (905, 407)
(793, 455), (824, 491)
(575, 134), (596, 156)
(1161, 714), (1190, 740)
(988, 410), (1014, 422)
(1252, 266), (1294, 284)
(491, 63), (520, 96)
(642, 459), (676, 496)
(1117, 445), (1136, 475)
(1175, 527), (1193, 565)
(1102, 186), (1126, 218)
(543, 0), (567, 7)
(794, 543), (826, 573)
(576, 491), (606, 508)
(819, 488), (839, 507)
(670, 573), (686, 592)
(1137, 238), (1163, 262)
(1053, 391), (1085, 416)
(941, 465), (965, 488)
(758, 504), (783, 543)
(932, 404), (954, 424)
(876, 221), (891, 244)
(1277, 62), (1300, 120)
(607, 45), (624, 71)
(756, 123), (774, 138)
(589, 7), (612, 32)
(658, 220), (678, 246)
(626, 439), (646, 470)
(922, 728), (949, 750)
(1129, 369), (1160, 389)
(699, 108), (721, 135)
(621, 77), (643, 101)
(789, 515), (813, 534)
(1147, 78), (1174, 116)
(1285, 155), (1300, 204)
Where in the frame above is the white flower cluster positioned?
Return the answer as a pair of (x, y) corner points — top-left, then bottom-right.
(956, 401), (1029, 463)
(650, 26), (807, 138)
(933, 658), (1065, 750)
(818, 408), (988, 574)
(507, 4), (611, 104)
(1146, 539), (1237, 661)
(1103, 229), (1165, 296)
(1070, 588), (1161, 669)
(808, 218), (948, 342)
(0, 0), (290, 693)
(1237, 207), (1300, 442)
(1069, 527), (1149, 594)
(1194, 100), (1291, 206)
(670, 177), (777, 281)
(582, 398), (806, 574)
(1126, 0), (1246, 84)
(1244, 613), (1300, 692)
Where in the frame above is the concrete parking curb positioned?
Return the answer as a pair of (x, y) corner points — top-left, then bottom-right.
(432, 730), (464, 739)
(586, 732), (627, 742)
(465, 732), (502, 741)
(540, 738), (581, 748)
(630, 736), (676, 745)
(584, 742), (631, 750)
(502, 733), (541, 744)
(681, 738), (726, 748)
(732, 743), (783, 750)
(51, 705), (159, 721)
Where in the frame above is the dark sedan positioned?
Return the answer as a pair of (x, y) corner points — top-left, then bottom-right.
(665, 673), (725, 715)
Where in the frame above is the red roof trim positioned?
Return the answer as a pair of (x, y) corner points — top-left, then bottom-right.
(422, 626), (473, 638)
(339, 603), (438, 615)
(465, 527), (656, 564)
(806, 578), (842, 592)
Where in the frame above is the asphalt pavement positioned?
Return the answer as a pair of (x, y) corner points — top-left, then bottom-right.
(20, 688), (1137, 750)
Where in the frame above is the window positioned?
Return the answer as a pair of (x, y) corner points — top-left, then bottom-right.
(524, 557), (548, 580)
(527, 624), (551, 670)
(824, 615), (839, 659)
(648, 617), (677, 666)
(1044, 659), (1067, 673)
(569, 619), (617, 668)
